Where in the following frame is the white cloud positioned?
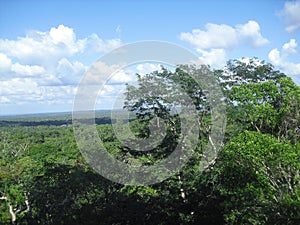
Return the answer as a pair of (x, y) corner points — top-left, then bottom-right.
(180, 20), (269, 67)
(56, 58), (87, 85)
(236, 20), (270, 48)
(268, 39), (300, 76)
(11, 63), (45, 76)
(0, 96), (10, 103)
(280, 0), (300, 32)
(0, 77), (77, 105)
(0, 26), (80, 66)
(180, 24), (236, 50)
(50, 25), (77, 47)
(83, 61), (122, 85)
(0, 53), (12, 71)
(86, 33), (122, 53)
(0, 78), (40, 96)
(99, 84), (115, 96)
(136, 63), (164, 75)
(0, 25), (123, 113)
(180, 20), (269, 50)
(0, 24), (122, 66)
(36, 73), (62, 86)
(269, 48), (281, 65)
(198, 48), (227, 67)
(110, 70), (133, 83)
(282, 38), (297, 55)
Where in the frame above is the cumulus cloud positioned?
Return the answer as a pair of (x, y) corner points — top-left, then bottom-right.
(50, 25), (77, 47)
(110, 70), (133, 83)
(86, 33), (122, 53)
(180, 20), (269, 67)
(11, 63), (45, 76)
(99, 84), (115, 96)
(0, 78), (40, 97)
(280, 0), (300, 32)
(0, 25), (123, 113)
(0, 96), (10, 103)
(268, 39), (300, 76)
(83, 61), (122, 85)
(0, 77), (77, 105)
(0, 26), (82, 66)
(0, 25), (121, 66)
(198, 48), (226, 68)
(0, 53), (48, 80)
(236, 21), (270, 47)
(136, 63), (164, 75)
(282, 38), (297, 55)
(0, 53), (12, 71)
(180, 20), (269, 50)
(56, 58), (87, 85)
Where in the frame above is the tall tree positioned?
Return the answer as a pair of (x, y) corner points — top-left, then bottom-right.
(215, 131), (300, 224)
(216, 58), (300, 143)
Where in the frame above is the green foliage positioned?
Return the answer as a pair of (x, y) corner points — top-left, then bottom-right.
(0, 58), (299, 225)
(227, 77), (300, 141)
(218, 59), (300, 144)
(216, 131), (300, 224)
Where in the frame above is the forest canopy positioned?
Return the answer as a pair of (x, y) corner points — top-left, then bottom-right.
(0, 58), (299, 225)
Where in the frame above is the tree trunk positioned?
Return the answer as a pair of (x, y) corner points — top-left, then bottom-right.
(177, 172), (187, 202)
(0, 196), (16, 225)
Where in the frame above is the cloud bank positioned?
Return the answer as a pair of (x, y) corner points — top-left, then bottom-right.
(180, 20), (269, 67)
(0, 25), (123, 112)
(268, 39), (300, 76)
(280, 0), (300, 33)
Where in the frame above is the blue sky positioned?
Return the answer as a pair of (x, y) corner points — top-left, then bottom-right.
(0, 0), (300, 115)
